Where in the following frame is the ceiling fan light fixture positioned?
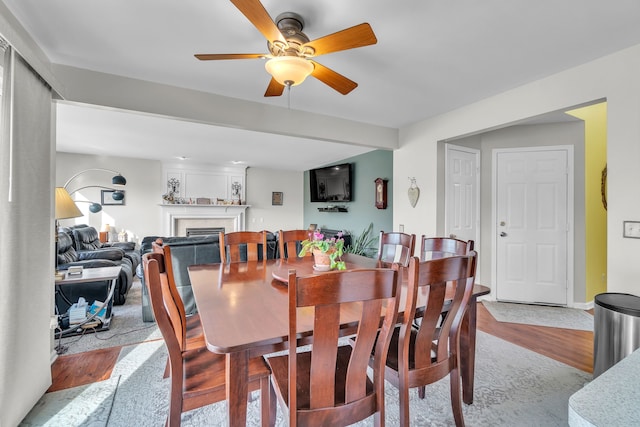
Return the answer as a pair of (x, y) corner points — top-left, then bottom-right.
(265, 56), (313, 86)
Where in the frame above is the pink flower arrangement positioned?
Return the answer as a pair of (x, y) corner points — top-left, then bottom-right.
(298, 231), (346, 270)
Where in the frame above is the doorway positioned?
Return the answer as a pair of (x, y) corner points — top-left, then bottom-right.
(493, 146), (574, 305)
(445, 144), (480, 246)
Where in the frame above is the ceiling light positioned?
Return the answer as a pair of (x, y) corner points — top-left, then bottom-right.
(265, 56), (314, 86)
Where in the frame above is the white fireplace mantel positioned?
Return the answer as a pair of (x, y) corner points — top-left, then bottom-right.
(160, 204), (249, 237)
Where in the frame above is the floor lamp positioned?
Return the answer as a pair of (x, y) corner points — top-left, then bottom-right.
(63, 168), (126, 201)
(54, 187), (82, 279)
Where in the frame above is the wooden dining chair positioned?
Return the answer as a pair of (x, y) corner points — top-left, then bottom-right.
(382, 253), (477, 427)
(420, 236), (474, 260)
(267, 267), (401, 426)
(278, 229), (313, 259)
(376, 231), (416, 267)
(420, 236), (475, 323)
(150, 244), (205, 350)
(143, 252), (275, 427)
(219, 230), (267, 262)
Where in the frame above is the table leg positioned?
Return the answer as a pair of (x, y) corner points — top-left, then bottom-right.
(460, 298), (478, 405)
(226, 350), (249, 427)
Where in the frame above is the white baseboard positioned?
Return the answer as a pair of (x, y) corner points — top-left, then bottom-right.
(50, 349), (58, 365)
(572, 300), (594, 310)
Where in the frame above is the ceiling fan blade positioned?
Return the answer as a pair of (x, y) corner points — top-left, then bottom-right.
(195, 53), (265, 60)
(310, 61), (358, 95)
(231, 0), (286, 44)
(264, 78), (285, 97)
(303, 23), (377, 57)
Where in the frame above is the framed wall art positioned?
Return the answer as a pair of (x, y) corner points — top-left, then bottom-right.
(272, 191), (283, 206)
(101, 190), (125, 206)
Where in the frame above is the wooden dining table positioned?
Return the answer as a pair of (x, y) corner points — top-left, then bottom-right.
(188, 253), (490, 427)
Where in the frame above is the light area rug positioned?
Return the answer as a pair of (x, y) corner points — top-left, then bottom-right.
(21, 331), (592, 426)
(56, 279), (161, 355)
(483, 300), (594, 331)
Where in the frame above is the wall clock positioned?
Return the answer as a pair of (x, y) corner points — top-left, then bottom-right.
(375, 178), (388, 209)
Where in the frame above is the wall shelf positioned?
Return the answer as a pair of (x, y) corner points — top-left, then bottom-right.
(318, 206), (348, 213)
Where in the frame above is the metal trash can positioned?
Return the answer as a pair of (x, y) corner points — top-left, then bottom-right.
(593, 292), (640, 378)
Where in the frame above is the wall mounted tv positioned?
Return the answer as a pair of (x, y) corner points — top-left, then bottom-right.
(309, 163), (353, 202)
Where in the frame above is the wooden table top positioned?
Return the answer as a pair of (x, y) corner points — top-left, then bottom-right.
(188, 254), (489, 355)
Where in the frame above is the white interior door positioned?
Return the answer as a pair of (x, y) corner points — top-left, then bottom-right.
(494, 147), (570, 305)
(445, 145), (479, 246)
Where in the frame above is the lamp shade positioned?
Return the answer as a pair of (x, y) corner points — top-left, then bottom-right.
(265, 56), (314, 86)
(112, 174), (127, 186)
(111, 191), (125, 201)
(55, 187), (83, 219)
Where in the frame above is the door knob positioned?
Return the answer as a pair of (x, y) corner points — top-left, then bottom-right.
(500, 232), (507, 237)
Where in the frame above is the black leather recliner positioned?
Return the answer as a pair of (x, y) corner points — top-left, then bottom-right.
(71, 224), (141, 274)
(56, 229), (133, 307)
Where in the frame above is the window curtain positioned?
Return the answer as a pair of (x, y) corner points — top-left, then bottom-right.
(0, 43), (55, 426)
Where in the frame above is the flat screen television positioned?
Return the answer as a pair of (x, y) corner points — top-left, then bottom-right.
(309, 163), (353, 202)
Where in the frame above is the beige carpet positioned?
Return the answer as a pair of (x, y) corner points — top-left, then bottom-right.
(22, 330), (592, 426)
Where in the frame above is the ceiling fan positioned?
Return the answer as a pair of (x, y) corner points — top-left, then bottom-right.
(195, 0), (377, 97)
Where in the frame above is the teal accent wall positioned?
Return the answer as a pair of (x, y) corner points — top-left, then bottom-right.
(303, 150), (393, 242)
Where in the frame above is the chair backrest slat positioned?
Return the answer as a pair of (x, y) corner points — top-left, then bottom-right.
(377, 231), (416, 267)
(420, 236), (474, 260)
(278, 229), (313, 259)
(143, 252), (185, 361)
(219, 231), (267, 262)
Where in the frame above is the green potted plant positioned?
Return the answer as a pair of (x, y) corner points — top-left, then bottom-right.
(345, 222), (377, 258)
(298, 231), (346, 270)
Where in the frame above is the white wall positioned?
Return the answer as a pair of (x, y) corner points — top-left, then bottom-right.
(395, 43), (640, 298)
(56, 153), (302, 238)
(245, 167), (304, 232)
(56, 152), (163, 242)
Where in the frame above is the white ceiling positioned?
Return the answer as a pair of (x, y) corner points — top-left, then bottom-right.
(4, 0), (640, 170)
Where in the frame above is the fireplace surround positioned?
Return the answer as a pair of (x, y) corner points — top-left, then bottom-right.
(160, 204), (248, 237)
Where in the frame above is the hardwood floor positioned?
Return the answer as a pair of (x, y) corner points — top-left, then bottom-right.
(48, 346), (121, 392)
(476, 303), (593, 373)
(49, 302), (594, 392)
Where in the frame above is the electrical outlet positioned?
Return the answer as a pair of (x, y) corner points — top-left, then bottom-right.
(399, 224), (404, 232)
(623, 221), (640, 238)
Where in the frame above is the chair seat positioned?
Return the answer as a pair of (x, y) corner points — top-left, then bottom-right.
(182, 347), (271, 403)
(165, 315), (269, 388)
(268, 345), (374, 409)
